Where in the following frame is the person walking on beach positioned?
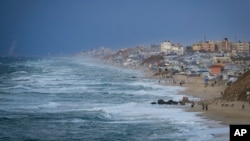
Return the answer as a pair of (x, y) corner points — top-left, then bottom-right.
(191, 101), (194, 108)
(221, 92), (223, 97)
(242, 104), (245, 110)
(205, 105), (208, 111)
(173, 79), (176, 85)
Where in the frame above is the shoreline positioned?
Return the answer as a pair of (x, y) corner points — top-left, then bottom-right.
(128, 64), (231, 140)
(101, 60), (250, 125)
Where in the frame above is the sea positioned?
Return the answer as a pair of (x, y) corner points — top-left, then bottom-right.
(0, 56), (228, 141)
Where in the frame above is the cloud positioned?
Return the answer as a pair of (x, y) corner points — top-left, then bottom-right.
(8, 40), (17, 56)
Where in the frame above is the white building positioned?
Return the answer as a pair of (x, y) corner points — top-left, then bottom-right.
(160, 41), (184, 55)
(160, 41), (172, 53)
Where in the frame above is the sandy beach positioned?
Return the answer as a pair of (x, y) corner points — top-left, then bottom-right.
(166, 74), (250, 125)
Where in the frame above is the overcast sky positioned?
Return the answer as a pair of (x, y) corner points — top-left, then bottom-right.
(1, 0), (250, 56)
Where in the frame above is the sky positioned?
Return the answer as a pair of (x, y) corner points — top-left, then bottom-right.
(1, 0), (250, 56)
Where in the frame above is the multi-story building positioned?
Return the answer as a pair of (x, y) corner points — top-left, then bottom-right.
(160, 41), (184, 55)
(216, 38), (233, 53)
(192, 43), (201, 51)
(233, 41), (250, 54)
(203, 41), (215, 52)
(160, 41), (172, 53)
(192, 41), (215, 52)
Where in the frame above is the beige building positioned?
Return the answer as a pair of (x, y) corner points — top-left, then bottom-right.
(192, 43), (201, 51)
(192, 41), (215, 52)
(212, 56), (232, 64)
(216, 38), (233, 52)
(233, 41), (250, 54)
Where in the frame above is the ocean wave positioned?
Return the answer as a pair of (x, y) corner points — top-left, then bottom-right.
(11, 71), (28, 75)
(87, 102), (204, 124)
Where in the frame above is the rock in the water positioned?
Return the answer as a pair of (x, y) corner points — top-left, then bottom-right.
(172, 101), (178, 105)
(157, 99), (166, 105)
(151, 102), (157, 104)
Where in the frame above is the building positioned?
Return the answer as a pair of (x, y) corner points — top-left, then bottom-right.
(209, 64), (224, 75)
(202, 41), (215, 52)
(233, 41), (250, 54)
(216, 38), (233, 53)
(160, 41), (171, 53)
(160, 41), (184, 55)
(212, 56), (232, 64)
(192, 43), (201, 51)
(192, 41), (215, 52)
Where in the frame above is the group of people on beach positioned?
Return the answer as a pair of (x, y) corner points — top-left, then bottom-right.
(202, 104), (208, 111)
(190, 101), (208, 111)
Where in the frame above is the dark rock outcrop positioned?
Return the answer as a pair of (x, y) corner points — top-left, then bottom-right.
(156, 99), (180, 105)
(157, 99), (166, 105)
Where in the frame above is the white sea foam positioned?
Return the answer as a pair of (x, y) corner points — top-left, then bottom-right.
(1, 84), (29, 90)
(89, 101), (228, 141)
(38, 102), (60, 108)
(11, 76), (31, 81)
(89, 102), (203, 123)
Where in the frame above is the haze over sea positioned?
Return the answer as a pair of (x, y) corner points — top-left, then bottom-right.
(0, 57), (227, 141)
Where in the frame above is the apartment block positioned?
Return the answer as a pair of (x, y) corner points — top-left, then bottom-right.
(216, 38), (233, 53)
(233, 41), (250, 54)
(192, 41), (215, 52)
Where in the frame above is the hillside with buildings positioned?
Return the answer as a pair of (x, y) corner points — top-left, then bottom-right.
(78, 38), (250, 104)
